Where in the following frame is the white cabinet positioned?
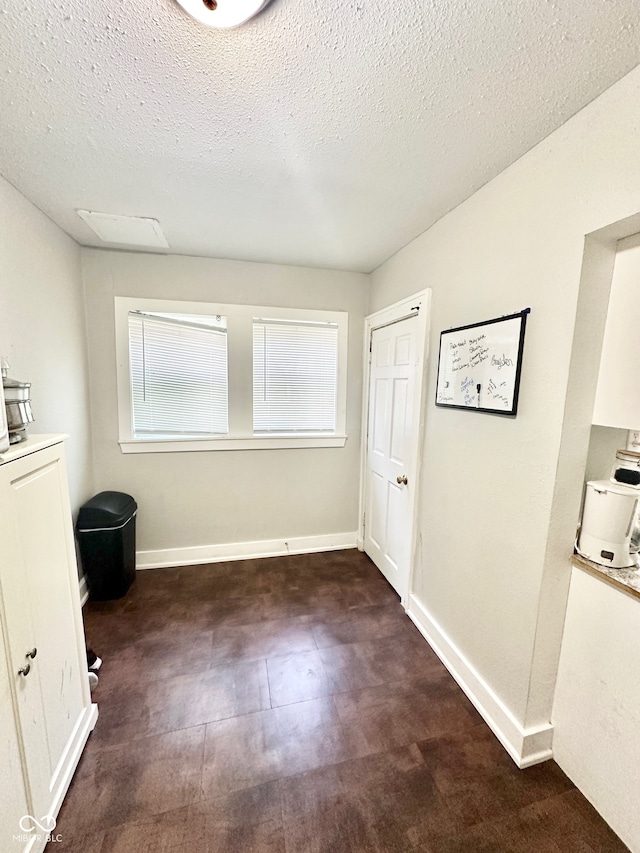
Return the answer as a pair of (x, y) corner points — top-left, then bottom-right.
(0, 632), (29, 850)
(592, 238), (640, 430)
(0, 436), (97, 853)
(553, 565), (640, 853)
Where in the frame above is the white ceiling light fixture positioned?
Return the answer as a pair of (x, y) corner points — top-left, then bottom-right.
(174, 0), (274, 29)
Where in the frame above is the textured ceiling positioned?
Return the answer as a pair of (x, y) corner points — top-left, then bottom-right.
(0, 0), (639, 273)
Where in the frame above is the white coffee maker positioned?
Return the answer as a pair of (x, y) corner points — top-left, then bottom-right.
(577, 452), (640, 569)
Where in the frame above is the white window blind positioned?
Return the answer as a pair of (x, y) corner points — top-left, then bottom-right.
(129, 311), (228, 437)
(253, 318), (339, 433)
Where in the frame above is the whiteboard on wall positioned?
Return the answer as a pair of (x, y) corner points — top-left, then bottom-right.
(435, 310), (529, 415)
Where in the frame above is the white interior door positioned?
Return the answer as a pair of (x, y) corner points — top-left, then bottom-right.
(364, 315), (420, 599)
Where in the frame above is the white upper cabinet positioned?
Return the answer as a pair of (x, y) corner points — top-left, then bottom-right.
(593, 237), (640, 431)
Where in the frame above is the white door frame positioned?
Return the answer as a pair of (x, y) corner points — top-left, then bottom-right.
(358, 289), (431, 608)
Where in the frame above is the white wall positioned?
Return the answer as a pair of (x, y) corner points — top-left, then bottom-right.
(584, 425), (627, 484)
(81, 249), (369, 557)
(0, 175), (94, 514)
(369, 64), (640, 760)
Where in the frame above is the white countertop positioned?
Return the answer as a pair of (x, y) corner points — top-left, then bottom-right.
(0, 434), (67, 465)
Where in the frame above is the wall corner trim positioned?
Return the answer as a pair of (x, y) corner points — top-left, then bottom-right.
(407, 593), (554, 769)
(136, 532), (358, 570)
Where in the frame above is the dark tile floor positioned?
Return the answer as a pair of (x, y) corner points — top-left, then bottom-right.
(52, 550), (628, 852)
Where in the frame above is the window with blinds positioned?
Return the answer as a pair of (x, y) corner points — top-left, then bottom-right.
(253, 318), (339, 433)
(116, 297), (347, 451)
(128, 311), (228, 438)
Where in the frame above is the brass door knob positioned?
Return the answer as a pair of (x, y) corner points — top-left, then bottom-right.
(396, 475), (408, 485)
(18, 663), (31, 677)
(26, 648), (37, 659)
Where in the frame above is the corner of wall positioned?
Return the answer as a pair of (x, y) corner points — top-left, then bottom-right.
(523, 229), (625, 731)
(407, 593), (553, 768)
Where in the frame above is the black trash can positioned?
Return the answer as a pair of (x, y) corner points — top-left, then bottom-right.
(77, 492), (137, 601)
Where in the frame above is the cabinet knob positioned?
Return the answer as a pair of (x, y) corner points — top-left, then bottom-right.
(26, 648), (37, 659)
(18, 663), (31, 677)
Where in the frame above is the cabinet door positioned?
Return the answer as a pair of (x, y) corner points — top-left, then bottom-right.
(0, 444), (87, 820)
(0, 625), (30, 845)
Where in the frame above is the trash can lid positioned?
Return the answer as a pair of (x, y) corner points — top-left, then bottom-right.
(77, 491), (137, 530)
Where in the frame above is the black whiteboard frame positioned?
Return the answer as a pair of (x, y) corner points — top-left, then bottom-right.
(435, 309), (529, 416)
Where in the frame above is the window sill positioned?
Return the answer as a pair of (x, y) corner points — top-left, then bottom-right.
(118, 435), (348, 453)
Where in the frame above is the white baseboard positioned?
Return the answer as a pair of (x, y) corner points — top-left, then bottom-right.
(407, 593), (554, 769)
(136, 531), (358, 570)
(79, 574), (89, 607)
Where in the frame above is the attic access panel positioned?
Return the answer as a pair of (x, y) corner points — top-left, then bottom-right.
(77, 211), (169, 249)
